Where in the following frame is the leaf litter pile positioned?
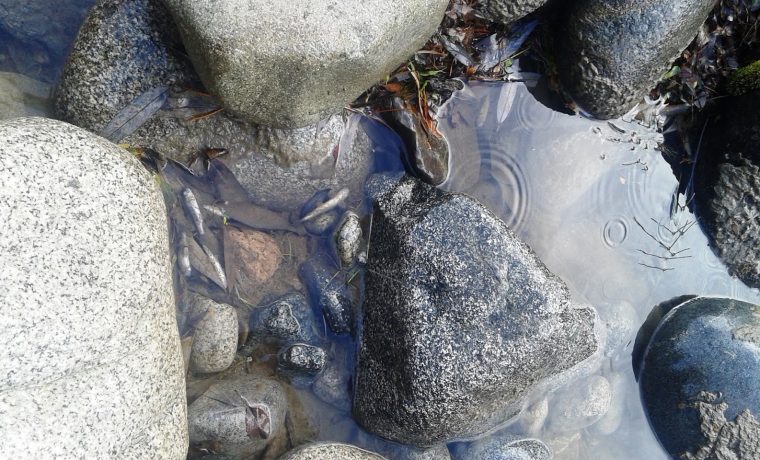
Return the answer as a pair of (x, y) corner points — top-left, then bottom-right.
(353, 0), (760, 147)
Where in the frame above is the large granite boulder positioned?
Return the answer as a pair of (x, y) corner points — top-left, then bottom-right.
(635, 297), (760, 459)
(555, 0), (714, 119)
(354, 174), (601, 446)
(0, 117), (187, 458)
(54, 0), (374, 211)
(694, 90), (760, 289)
(482, 0), (549, 24)
(160, 0), (450, 128)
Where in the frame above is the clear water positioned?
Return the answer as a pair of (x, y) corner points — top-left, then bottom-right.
(4, 2), (760, 459)
(439, 81), (760, 459)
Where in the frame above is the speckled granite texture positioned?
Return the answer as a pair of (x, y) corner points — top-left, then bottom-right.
(0, 117), (187, 458)
(161, 0), (450, 128)
(354, 174), (601, 446)
(278, 442), (387, 460)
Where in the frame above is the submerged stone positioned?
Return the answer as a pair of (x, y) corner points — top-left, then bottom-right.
(161, 0), (449, 128)
(188, 377), (287, 458)
(694, 90), (760, 289)
(54, 0), (374, 211)
(279, 442), (386, 460)
(0, 72), (51, 120)
(354, 174), (600, 446)
(0, 117), (186, 458)
(188, 295), (238, 374)
(635, 297), (760, 458)
(452, 435), (552, 460)
(555, 0), (714, 119)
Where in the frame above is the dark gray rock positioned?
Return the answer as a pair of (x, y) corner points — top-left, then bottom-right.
(278, 344), (327, 377)
(248, 294), (321, 346)
(555, 0), (714, 119)
(0, 0), (95, 79)
(482, 0), (549, 24)
(161, 0), (450, 128)
(313, 349), (353, 411)
(279, 442), (386, 460)
(299, 260), (355, 335)
(381, 98), (450, 186)
(694, 90), (760, 289)
(452, 434), (551, 460)
(54, 0), (374, 211)
(635, 297), (760, 459)
(354, 174), (600, 446)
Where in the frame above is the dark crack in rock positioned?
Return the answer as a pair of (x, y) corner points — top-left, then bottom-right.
(636, 297), (760, 459)
(354, 174), (600, 446)
(555, 0), (715, 119)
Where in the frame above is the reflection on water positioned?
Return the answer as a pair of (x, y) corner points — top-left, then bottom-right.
(440, 81), (760, 459)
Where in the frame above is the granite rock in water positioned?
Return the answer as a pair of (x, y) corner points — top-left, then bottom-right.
(635, 297), (760, 459)
(161, 0), (449, 128)
(452, 435), (552, 460)
(555, 0), (714, 119)
(548, 375), (612, 433)
(189, 295), (238, 374)
(0, 0), (96, 76)
(54, 0), (374, 211)
(482, 0), (549, 24)
(354, 174), (600, 446)
(248, 294), (321, 346)
(300, 259), (355, 334)
(279, 442), (386, 460)
(0, 117), (187, 458)
(694, 90), (760, 289)
(188, 377), (287, 458)
(0, 72), (51, 120)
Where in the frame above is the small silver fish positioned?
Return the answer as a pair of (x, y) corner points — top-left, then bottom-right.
(182, 188), (205, 236)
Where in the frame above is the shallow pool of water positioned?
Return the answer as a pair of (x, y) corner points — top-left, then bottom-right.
(4, 2), (760, 458)
(440, 81), (760, 459)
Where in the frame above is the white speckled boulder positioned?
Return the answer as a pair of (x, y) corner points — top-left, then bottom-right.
(0, 117), (187, 458)
(160, 0), (450, 128)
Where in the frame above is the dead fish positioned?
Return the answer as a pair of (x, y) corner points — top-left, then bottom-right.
(182, 188), (205, 236)
(185, 233), (227, 290)
(300, 188), (350, 223)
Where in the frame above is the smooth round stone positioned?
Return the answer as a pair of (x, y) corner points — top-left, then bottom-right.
(278, 442), (386, 460)
(189, 295), (238, 374)
(452, 435), (551, 460)
(0, 117), (187, 458)
(636, 297), (760, 458)
(548, 375), (612, 434)
(188, 376), (287, 458)
(161, 0), (450, 128)
(0, 72), (51, 120)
